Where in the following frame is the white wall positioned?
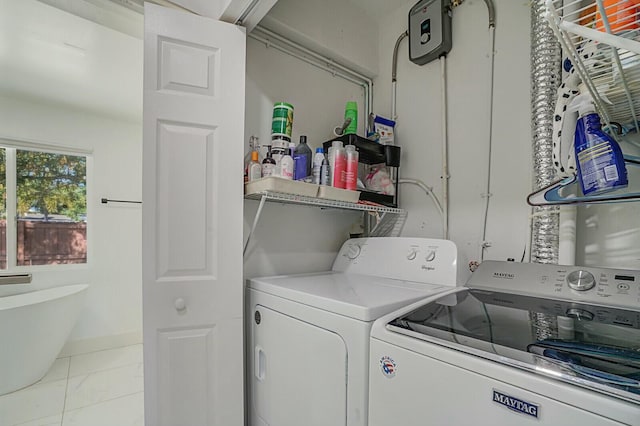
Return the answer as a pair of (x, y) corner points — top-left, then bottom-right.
(260, 0), (379, 77)
(243, 36), (364, 278)
(0, 95), (142, 347)
(373, 0), (532, 265)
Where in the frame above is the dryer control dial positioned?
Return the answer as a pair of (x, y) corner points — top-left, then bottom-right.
(567, 270), (596, 291)
(407, 248), (418, 261)
(425, 250), (436, 262)
(345, 244), (362, 260)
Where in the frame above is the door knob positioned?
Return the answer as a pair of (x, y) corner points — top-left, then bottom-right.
(174, 298), (187, 312)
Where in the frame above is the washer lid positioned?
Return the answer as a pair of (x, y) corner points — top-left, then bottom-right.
(248, 272), (447, 321)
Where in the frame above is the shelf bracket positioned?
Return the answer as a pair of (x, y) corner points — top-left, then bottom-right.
(243, 194), (267, 257)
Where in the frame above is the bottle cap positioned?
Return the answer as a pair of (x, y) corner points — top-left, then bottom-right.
(300, 135), (307, 144)
(316, 147), (323, 153)
(251, 151), (259, 161)
(332, 140), (344, 148)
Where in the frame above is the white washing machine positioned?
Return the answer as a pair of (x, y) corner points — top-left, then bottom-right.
(246, 237), (468, 426)
(369, 260), (640, 425)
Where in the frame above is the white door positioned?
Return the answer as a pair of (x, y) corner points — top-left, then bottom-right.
(250, 305), (347, 426)
(142, 3), (245, 426)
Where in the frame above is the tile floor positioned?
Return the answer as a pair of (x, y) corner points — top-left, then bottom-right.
(0, 344), (144, 426)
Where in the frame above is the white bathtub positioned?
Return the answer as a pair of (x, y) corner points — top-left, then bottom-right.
(0, 284), (88, 395)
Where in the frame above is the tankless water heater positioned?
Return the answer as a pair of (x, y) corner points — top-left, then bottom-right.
(408, 0), (452, 65)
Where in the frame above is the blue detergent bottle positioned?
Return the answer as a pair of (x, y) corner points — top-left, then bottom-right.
(569, 85), (628, 195)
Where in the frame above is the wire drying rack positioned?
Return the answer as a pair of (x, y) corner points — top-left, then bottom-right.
(546, 0), (640, 133)
(529, 1), (640, 206)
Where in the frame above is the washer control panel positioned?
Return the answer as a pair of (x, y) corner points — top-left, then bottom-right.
(469, 260), (640, 310)
(333, 237), (469, 285)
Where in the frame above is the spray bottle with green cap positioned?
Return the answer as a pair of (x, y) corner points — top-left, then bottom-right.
(568, 84), (627, 195)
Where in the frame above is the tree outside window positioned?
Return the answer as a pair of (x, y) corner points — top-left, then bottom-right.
(0, 148), (87, 268)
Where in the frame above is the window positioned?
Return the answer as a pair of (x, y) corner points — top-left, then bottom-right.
(0, 146), (87, 268)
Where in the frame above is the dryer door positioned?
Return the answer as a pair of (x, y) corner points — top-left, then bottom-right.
(251, 305), (348, 426)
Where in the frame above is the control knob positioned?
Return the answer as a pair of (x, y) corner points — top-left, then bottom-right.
(425, 250), (436, 262)
(566, 308), (594, 321)
(346, 244), (361, 260)
(566, 270), (596, 291)
(407, 249), (418, 261)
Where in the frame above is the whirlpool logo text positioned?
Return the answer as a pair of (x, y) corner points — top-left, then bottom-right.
(492, 390), (539, 419)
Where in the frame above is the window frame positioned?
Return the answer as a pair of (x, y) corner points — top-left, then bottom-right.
(0, 138), (92, 272)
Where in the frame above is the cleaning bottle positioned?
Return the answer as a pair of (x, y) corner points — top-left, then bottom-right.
(312, 148), (325, 184)
(344, 101), (358, 135)
(569, 84), (628, 195)
(244, 135), (261, 182)
(330, 140), (346, 188)
(261, 148), (276, 178)
(320, 157), (330, 186)
(248, 151), (262, 181)
(294, 135), (313, 180)
(280, 145), (294, 180)
(345, 144), (359, 191)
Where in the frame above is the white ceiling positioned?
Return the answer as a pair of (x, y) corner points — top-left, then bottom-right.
(0, 0), (143, 123)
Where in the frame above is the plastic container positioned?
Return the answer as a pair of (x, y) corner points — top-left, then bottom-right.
(280, 148), (294, 180)
(261, 149), (276, 178)
(244, 135), (261, 182)
(248, 151), (262, 181)
(345, 144), (359, 191)
(293, 135), (313, 180)
(312, 148), (325, 184)
(245, 176), (319, 198)
(332, 141), (346, 188)
(272, 102), (294, 140)
(570, 85), (628, 195)
(344, 101), (358, 135)
(317, 186), (360, 203)
(320, 157), (330, 186)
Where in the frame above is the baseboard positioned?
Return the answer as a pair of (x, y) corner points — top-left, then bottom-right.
(59, 330), (143, 357)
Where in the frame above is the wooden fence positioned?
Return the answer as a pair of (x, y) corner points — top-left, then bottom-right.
(0, 220), (87, 267)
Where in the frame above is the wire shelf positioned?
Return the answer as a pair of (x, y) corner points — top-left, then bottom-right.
(245, 190), (406, 214)
(546, 0), (640, 132)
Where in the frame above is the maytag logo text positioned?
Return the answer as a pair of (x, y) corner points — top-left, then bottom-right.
(492, 390), (539, 419)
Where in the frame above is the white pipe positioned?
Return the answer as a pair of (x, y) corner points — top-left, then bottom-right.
(480, 24), (497, 261)
(391, 81), (397, 122)
(248, 33), (365, 87)
(440, 56), (450, 240)
(398, 179), (445, 238)
(391, 31), (409, 121)
(252, 26), (374, 121)
(558, 206), (577, 266)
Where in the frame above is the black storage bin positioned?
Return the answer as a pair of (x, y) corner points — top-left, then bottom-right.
(322, 134), (400, 207)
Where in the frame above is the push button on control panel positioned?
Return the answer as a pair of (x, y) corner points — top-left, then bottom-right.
(617, 283), (630, 291)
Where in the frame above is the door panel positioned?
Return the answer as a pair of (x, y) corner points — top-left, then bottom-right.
(143, 4), (245, 426)
(251, 305), (348, 426)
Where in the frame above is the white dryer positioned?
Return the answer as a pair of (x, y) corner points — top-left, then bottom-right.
(246, 237), (468, 426)
(369, 261), (640, 425)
